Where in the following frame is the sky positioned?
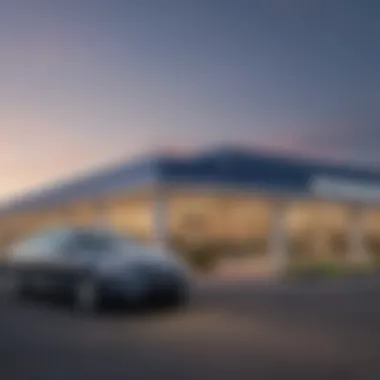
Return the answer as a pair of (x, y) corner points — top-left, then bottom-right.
(1, 0), (380, 200)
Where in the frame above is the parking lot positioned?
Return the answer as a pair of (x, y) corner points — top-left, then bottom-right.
(1, 278), (380, 380)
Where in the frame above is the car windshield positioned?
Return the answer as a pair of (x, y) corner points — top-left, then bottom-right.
(71, 230), (127, 253)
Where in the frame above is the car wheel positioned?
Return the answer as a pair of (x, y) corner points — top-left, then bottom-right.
(74, 278), (101, 315)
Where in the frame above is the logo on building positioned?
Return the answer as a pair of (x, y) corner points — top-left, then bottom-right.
(308, 176), (380, 202)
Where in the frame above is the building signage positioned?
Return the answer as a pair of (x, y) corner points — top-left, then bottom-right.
(309, 176), (380, 203)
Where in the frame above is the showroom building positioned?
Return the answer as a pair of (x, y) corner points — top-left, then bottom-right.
(1, 146), (380, 274)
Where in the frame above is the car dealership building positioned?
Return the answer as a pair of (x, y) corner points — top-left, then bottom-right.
(1, 147), (380, 274)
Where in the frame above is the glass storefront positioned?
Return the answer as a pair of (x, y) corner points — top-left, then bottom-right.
(2, 190), (380, 270)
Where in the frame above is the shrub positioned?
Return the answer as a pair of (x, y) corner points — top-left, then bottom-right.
(287, 260), (374, 280)
(182, 243), (221, 272)
(343, 263), (374, 275)
(287, 261), (344, 279)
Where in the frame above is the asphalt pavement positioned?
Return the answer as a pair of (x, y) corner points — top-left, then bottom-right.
(1, 278), (380, 380)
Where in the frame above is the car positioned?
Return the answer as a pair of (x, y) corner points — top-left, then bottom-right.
(4, 226), (192, 313)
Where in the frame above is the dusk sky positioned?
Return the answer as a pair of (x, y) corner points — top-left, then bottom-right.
(1, 0), (380, 200)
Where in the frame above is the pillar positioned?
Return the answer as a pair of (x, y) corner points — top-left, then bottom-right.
(348, 206), (369, 265)
(152, 187), (169, 249)
(270, 202), (287, 274)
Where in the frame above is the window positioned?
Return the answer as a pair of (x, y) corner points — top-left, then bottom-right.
(10, 240), (29, 259)
(31, 230), (66, 251)
(12, 229), (70, 260)
(65, 230), (128, 258)
(73, 233), (116, 251)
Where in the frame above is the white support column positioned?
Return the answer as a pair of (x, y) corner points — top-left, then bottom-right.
(152, 188), (169, 249)
(348, 206), (368, 265)
(270, 202), (287, 275)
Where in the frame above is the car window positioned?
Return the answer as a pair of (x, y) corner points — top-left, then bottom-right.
(10, 235), (43, 258)
(11, 229), (70, 260)
(10, 240), (29, 259)
(86, 233), (120, 249)
(64, 231), (124, 257)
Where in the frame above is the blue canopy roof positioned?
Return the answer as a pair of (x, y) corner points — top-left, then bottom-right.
(3, 147), (380, 214)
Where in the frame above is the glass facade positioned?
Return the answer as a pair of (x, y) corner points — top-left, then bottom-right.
(1, 189), (380, 272)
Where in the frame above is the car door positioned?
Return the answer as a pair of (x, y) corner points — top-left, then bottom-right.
(53, 234), (96, 292)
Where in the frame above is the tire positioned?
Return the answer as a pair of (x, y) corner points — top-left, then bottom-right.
(73, 278), (101, 315)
